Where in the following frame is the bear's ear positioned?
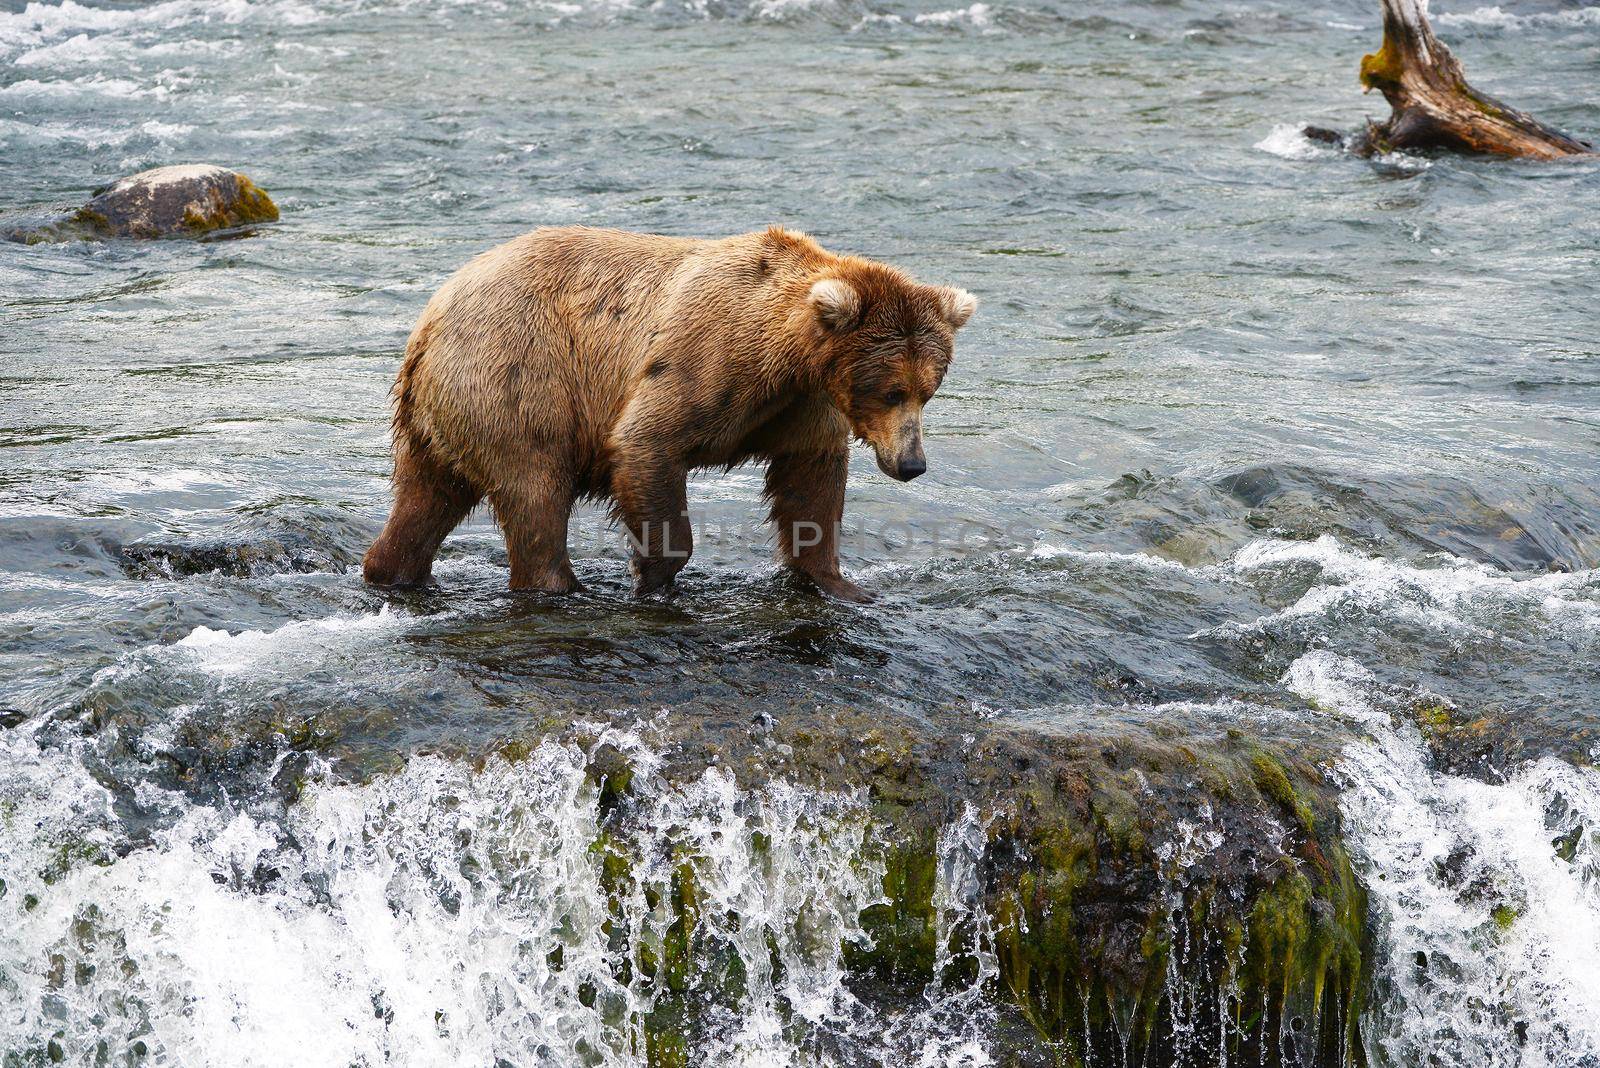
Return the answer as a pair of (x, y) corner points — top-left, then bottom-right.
(934, 286), (978, 330)
(808, 278), (861, 332)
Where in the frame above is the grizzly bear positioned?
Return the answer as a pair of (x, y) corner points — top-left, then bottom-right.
(362, 225), (976, 601)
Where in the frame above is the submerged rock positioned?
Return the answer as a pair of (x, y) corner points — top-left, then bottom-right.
(119, 534), (357, 579)
(2, 165), (278, 243)
(116, 506), (372, 579)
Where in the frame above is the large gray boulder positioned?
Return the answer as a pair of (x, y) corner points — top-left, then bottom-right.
(2, 164), (278, 243)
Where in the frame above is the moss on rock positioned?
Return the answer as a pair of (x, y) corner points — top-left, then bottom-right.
(547, 707), (1371, 1067)
(3, 165), (279, 243)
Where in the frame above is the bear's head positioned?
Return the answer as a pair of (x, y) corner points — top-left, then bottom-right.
(804, 262), (976, 482)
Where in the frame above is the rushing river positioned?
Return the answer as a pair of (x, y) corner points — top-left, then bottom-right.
(3, 0), (1599, 1064)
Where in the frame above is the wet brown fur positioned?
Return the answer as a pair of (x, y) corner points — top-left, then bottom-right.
(363, 225), (976, 599)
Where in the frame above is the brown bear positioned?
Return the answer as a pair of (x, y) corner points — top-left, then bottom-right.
(362, 225), (976, 601)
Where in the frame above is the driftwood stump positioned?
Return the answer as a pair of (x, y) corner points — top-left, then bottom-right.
(1353, 0), (1591, 158)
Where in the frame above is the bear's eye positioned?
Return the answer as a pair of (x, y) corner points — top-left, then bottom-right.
(883, 389), (907, 407)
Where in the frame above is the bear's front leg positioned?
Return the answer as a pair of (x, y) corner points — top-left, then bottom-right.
(612, 454), (694, 596)
(765, 449), (871, 603)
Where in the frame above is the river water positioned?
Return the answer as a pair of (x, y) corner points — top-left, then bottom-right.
(2, 0), (1599, 1064)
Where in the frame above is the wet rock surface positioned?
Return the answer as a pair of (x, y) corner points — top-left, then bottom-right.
(2, 165), (278, 243)
(501, 707), (1369, 1067)
(37, 642), (1367, 1067)
(119, 533), (357, 580)
(1410, 697), (1600, 780)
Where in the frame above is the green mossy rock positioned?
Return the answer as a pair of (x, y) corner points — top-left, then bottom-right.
(553, 708), (1369, 1068)
(2, 165), (278, 243)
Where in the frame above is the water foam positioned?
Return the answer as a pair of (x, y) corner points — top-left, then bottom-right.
(1286, 652), (1600, 1066)
(173, 605), (416, 677)
(1253, 123), (1335, 161)
(912, 3), (993, 28)
(1028, 542), (1199, 572)
(1, 0), (246, 56)
(0, 74), (153, 99)
(1436, 5), (1600, 30)
(0, 0), (321, 67)
(0, 726), (1007, 1065)
(1252, 124), (1436, 172)
(1219, 534), (1600, 640)
(898, 803), (997, 1068)
(749, 0), (840, 21)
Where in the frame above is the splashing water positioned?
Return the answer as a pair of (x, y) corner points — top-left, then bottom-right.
(0, 724), (1027, 1067)
(895, 803), (997, 1068)
(1287, 653), (1600, 1068)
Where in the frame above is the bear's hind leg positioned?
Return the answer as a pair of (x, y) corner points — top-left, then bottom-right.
(365, 440), (482, 588)
(489, 459), (581, 594)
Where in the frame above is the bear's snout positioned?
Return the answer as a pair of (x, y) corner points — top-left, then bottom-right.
(874, 429), (927, 482)
(865, 405), (929, 483)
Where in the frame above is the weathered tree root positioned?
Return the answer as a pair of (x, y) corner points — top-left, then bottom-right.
(1346, 0), (1592, 159)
